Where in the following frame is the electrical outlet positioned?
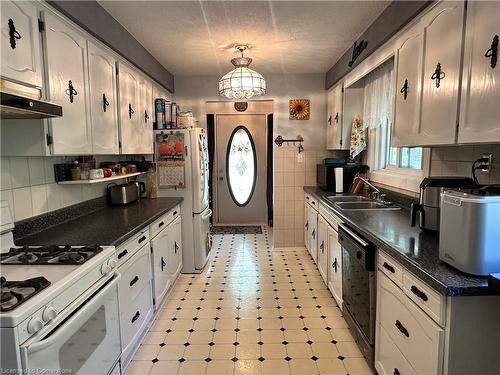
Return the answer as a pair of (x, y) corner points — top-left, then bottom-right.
(481, 153), (493, 173)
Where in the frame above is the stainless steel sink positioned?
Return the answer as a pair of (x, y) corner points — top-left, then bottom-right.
(334, 201), (400, 210)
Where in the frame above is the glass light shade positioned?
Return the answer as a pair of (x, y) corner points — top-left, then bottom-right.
(219, 66), (266, 100)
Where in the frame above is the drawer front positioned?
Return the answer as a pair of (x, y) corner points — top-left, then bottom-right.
(150, 205), (180, 239)
(375, 323), (418, 375)
(118, 243), (152, 308)
(378, 272), (443, 375)
(319, 204), (342, 230)
(120, 281), (154, 352)
(378, 251), (404, 288)
(116, 228), (150, 267)
(305, 193), (318, 210)
(403, 272), (445, 326)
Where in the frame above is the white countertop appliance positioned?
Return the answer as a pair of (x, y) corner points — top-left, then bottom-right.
(439, 186), (500, 275)
(155, 127), (212, 273)
(0, 201), (120, 374)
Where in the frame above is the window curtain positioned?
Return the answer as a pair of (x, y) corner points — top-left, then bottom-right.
(363, 60), (394, 171)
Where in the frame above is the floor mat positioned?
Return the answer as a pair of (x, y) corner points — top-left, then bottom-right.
(211, 225), (263, 234)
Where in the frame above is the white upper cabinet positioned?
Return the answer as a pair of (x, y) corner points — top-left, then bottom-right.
(118, 62), (139, 154)
(458, 1), (500, 143)
(137, 75), (153, 154)
(418, 1), (465, 145)
(43, 11), (92, 155)
(392, 24), (423, 147)
(326, 83), (346, 150)
(87, 41), (119, 154)
(0, 0), (42, 89)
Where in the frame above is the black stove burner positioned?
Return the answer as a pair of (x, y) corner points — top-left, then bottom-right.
(460, 184), (500, 196)
(0, 245), (103, 265)
(0, 276), (51, 312)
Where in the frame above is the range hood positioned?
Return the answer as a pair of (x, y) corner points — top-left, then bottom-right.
(0, 80), (62, 119)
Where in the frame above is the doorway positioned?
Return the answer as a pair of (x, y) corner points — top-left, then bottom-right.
(214, 114), (268, 225)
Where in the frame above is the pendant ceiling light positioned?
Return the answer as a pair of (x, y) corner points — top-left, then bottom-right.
(219, 45), (266, 100)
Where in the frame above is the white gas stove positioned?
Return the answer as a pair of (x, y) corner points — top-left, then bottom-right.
(0, 201), (121, 374)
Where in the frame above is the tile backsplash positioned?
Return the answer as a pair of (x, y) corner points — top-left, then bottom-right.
(273, 146), (345, 247)
(430, 144), (500, 184)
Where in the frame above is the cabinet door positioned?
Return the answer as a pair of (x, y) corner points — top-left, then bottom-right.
(327, 225), (342, 307)
(392, 25), (424, 147)
(43, 12), (91, 155)
(304, 201), (310, 252)
(87, 41), (119, 154)
(137, 76), (153, 154)
(118, 63), (139, 154)
(418, 1), (464, 145)
(458, 1), (500, 143)
(308, 207), (318, 264)
(0, 0), (42, 88)
(326, 84), (344, 150)
(151, 227), (171, 305)
(326, 87), (336, 149)
(167, 216), (183, 283)
(317, 215), (328, 284)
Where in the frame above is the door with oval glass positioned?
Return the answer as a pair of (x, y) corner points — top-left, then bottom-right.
(215, 114), (267, 224)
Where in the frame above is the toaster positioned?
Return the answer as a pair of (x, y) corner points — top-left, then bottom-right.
(107, 181), (145, 205)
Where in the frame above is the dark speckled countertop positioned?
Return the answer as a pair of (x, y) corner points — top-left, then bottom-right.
(15, 197), (183, 247)
(303, 186), (493, 296)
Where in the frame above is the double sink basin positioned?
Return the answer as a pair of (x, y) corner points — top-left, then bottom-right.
(325, 195), (400, 211)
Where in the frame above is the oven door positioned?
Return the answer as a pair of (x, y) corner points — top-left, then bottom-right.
(20, 274), (121, 375)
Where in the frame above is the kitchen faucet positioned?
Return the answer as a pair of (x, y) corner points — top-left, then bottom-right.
(353, 176), (389, 203)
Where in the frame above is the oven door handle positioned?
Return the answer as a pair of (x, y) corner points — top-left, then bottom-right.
(21, 273), (120, 356)
(338, 223), (369, 247)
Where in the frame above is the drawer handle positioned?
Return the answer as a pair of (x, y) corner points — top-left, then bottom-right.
(320, 241), (324, 253)
(158, 221), (165, 228)
(395, 320), (409, 338)
(306, 196), (310, 200)
(130, 276), (139, 287)
(131, 311), (140, 323)
(173, 210), (178, 216)
(394, 369), (400, 375)
(138, 235), (147, 244)
(383, 262), (395, 274)
(161, 256), (166, 271)
(174, 241), (179, 254)
(410, 285), (428, 302)
(117, 249), (128, 259)
(311, 201), (315, 205)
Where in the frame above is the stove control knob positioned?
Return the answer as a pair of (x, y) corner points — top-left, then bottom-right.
(101, 262), (112, 275)
(42, 306), (58, 322)
(107, 258), (117, 270)
(27, 317), (44, 334)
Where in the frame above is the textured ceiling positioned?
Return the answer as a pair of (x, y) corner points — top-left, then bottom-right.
(99, 1), (389, 76)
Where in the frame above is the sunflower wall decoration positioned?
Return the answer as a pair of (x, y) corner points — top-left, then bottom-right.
(289, 99), (310, 120)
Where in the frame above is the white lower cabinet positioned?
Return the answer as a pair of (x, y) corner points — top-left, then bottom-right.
(375, 323), (418, 375)
(327, 223), (342, 308)
(167, 216), (183, 282)
(317, 215), (329, 283)
(306, 197), (318, 264)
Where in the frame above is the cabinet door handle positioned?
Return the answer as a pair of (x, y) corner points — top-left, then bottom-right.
(129, 276), (139, 287)
(117, 249), (128, 259)
(131, 311), (140, 323)
(410, 285), (428, 302)
(334, 112), (339, 123)
(102, 93), (110, 112)
(173, 210), (178, 216)
(144, 110), (149, 123)
(66, 80), (78, 103)
(174, 241), (179, 254)
(383, 262), (395, 274)
(400, 79), (409, 100)
(430, 62), (445, 88)
(328, 115), (332, 126)
(395, 319), (410, 337)
(305, 221), (309, 230)
(8, 19), (21, 49)
(161, 256), (166, 271)
(394, 369), (401, 375)
(485, 35), (498, 69)
(312, 229), (316, 239)
(332, 258), (338, 272)
(128, 103), (134, 119)
(138, 235), (147, 244)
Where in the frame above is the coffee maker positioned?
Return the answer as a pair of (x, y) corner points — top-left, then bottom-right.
(410, 177), (473, 232)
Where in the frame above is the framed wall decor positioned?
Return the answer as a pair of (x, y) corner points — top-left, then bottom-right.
(289, 99), (310, 120)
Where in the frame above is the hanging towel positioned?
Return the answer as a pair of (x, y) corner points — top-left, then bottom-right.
(350, 114), (366, 158)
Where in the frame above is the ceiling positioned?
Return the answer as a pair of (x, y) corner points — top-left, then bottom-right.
(99, 1), (389, 76)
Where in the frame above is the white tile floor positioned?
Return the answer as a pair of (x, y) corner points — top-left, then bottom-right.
(126, 227), (373, 375)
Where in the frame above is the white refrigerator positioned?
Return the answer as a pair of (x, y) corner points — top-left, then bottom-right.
(154, 127), (212, 273)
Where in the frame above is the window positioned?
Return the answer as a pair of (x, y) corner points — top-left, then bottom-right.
(388, 146), (423, 169)
(226, 126), (256, 206)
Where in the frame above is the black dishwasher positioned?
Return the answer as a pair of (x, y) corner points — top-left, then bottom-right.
(338, 223), (376, 368)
